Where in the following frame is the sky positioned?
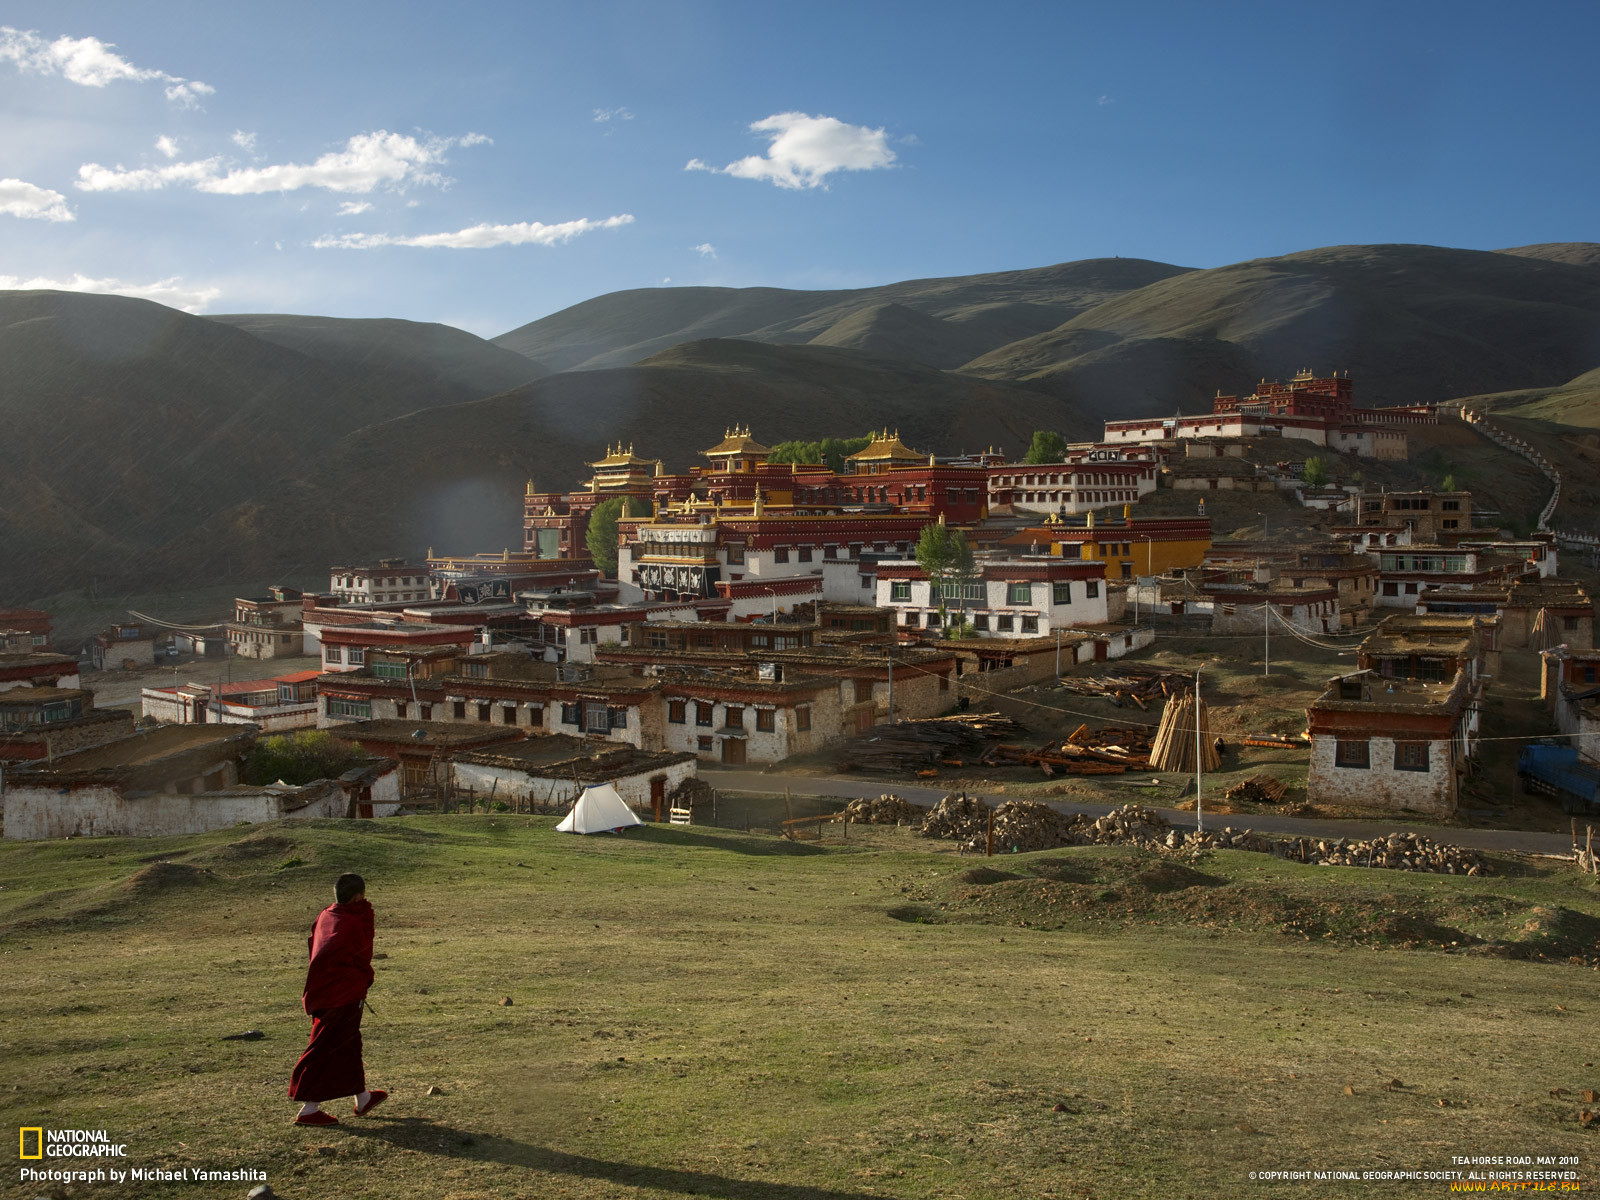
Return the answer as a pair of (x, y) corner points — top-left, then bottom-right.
(0, 0), (1595, 337)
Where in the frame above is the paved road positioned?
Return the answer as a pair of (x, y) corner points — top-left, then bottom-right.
(700, 767), (1580, 857)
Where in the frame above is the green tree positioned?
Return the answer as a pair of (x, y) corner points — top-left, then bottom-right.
(244, 730), (364, 786)
(1023, 430), (1068, 465)
(915, 521), (976, 616)
(1302, 455), (1329, 488)
(1441, 472), (1457, 493)
(586, 496), (647, 576)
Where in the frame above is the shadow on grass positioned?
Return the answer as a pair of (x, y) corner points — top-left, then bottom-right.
(346, 1117), (884, 1198)
(632, 827), (829, 857)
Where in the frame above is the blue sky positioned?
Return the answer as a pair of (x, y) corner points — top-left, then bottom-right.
(1, 0), (1594, 337)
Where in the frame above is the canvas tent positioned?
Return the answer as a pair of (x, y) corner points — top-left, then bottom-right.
(555, 783), (644, 835)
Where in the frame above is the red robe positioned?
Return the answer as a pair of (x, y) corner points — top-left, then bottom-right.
(288, 899), (375, 1102)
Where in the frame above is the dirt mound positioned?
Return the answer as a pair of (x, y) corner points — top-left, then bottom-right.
(207, 833), (295, 862)
(958, 867), (1017, 886)
(886, 904), (938, 924)
(122, 862), (213, 895)
(1133, 863), (1223, 893)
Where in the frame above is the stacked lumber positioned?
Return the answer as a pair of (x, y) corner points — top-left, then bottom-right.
(1148, 689), (1222, 774)
(982, 722), (1154, 775)
(1242, 732), (1309, 749)
(1056, 666), (1194, 710)
(835, 714), (1026, 773)
(1225, 774), (1288, 804)
(668, 777), (718, 809)
(841, 794), (928, 825)
(920, 793), (992, 843)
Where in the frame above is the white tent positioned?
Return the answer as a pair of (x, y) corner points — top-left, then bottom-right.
(555, 783), (644, 835)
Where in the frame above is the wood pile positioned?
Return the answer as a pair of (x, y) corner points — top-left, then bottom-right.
(835, 714), (1027, 773)
(920, 793), (992, 843)
(668, 777), (718, 808)
(1077, 803), (1172, 849)
(1149, 689), (1221, 774)
(1242, 732), (1309, 749)
(1056, 666), (1194, 710)
(982, 722), (1154, 775)
(1225, 774), (1289, 804)
(987, 801), (1082, 853)
(841, 794), (928, 825)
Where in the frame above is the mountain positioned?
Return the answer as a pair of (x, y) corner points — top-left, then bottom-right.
(142, 339), (1096, 585)
(491, 257), (1192, 372)
(208, 313), (547, 396)
(0, 291), (546, 605)
(959, 243), (1600, 415)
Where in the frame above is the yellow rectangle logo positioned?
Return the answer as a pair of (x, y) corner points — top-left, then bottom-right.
(19, 1127), (43, 1159)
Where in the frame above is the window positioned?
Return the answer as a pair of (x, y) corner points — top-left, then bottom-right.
(696, 702), (714, 727)
(973, 613), (989, 630)
(939, 672), (950, 692)
(823, 545), (838, 560)
(798, 547), (813, 563)
(1441, 499), (1461, 511)
(453, 701), (467, 720)
(1394, 741), (1430, 772)
(854, 678), (875, 703)
(579, 627), (599, 645)
(727, 543), (745, 564)
(903, 612), (920, 627)
(1021, 616), (1039, 633)
(610, 707), (628, 730)
(1566, 616), (1581, 631)
(861, 574), (875, 591)
(396, 701), (408, 719)
(503, 706), (518, 725)
(1584, 667), (1597, 685)
(1053, 582), (1072, 605)
(725, 705), (745, 729)
(795, 705), (812, 732)
(348, 649), (365, 665)
(326, 698), (371, 720)
(774, 547), (790, 563)
(997, 614), (1014, 632)
(1085, 582), (1099, 599)
(325, 647), (343, 663)
(585, 703), (612, 734)
(1382, 581), (1399, 597)
(927, 611), (942, 628)
(419, 703), (432, 721)
(698, 736), (714, 752)
(1335, 739), (1370, 768)
(1007, 582), (1032, 605)
(696, 633), (714, 648)
(756, 708), (775, 732)
(669, 700), (687, 724)
(890, 581), (912, 602)
(648, 630), (669, 649)
(372, 661), (407, 679)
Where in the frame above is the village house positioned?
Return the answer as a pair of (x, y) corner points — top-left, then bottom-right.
(89, 622), (156, 671)
(1305, 667), (1481, 816)
(1456, 536), (1558, 579)
(1353, 488), (1475, 541)
(1540, 646), (1600, 764)
(0, 650), (81, 692)
(141, 669), (321, 731)
(984, 509), (1213, 582)
(1201, 582), (1342, 636)
(319, 620), (481, 673)
(648, 670), (845, 765)
(227, 587), (306, 660)
(1370, 544), (1531, 610)
(328, 558), (436, 604)
(0, 607), (52, 649)
(1416, 579), (1593, 650)
(985, 445), (1163, 516)
(329, 718), (527, 798)
(872, 557), (1112, 637)
(1356, 613), (1498, 684)
(451, 734), (696, 817)
(0, 687), (135, 762)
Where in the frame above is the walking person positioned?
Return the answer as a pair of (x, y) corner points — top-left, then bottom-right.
(289, 873), (387, 1126)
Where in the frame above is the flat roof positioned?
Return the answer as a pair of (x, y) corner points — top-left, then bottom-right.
(17, 723), (251, 774)
(0, 687), (88, 703)
(333, 719), (527, 748)
(455, 735), (693, 779)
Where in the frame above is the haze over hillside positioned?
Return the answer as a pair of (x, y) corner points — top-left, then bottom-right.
(5, 240), (1600, 608)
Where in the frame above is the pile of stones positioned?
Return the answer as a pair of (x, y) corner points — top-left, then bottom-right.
(1276, 830), (1489, 875)
(920, 793), (992, 844)
(841, 794), (928, 825)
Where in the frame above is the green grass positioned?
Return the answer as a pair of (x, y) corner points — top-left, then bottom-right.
(3, 816), (1598, 1199)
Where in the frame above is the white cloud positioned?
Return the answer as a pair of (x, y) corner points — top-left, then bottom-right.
(458, 132), (492, 146)
(0, 26), (212, 102)
(231, 129), (257, 152)
(0, 178), (75, 222)
(1097, 95), (1114, 106)
(74, 130), (485, 197)
(593, 107), (633, 123)
(693, 242), (716, 258)
(155, 135), (179, 158)
(0, 272), (219, 312)
(313, 213), (634, 250)
(336, 200), (373, 216)
(686, 112), (897, 190)
(75, 157), (222, 192)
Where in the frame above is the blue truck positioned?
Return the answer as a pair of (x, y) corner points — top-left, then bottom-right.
(1518, 742), (1600, 814)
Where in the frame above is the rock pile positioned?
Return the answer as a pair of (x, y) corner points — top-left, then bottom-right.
(842, 794), (927, 825)
(920, 793), (992, 844)
(987, 801), (1082, 853)
(1277, 830), (1488, 875)
(1076, 804), (1172, 849)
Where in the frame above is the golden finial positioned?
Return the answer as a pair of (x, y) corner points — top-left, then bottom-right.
(525, 478), (536, 495)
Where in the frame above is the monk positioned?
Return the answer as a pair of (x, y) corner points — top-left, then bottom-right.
(288, 872), (387, 1126)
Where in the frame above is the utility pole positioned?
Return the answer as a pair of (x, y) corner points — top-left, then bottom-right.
(1264, 602), (1270, 676)
(886, 644), (895, 725)
(1055, 627), (1062, 679)
(1194, 664), (1204, 836)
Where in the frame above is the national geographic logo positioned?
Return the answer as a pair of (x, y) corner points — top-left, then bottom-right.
(16, 1127), (127, 1158)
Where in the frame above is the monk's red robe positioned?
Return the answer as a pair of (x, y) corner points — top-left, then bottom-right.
(287, 898), (375, 1103)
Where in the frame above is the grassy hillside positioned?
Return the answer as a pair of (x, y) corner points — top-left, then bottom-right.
(210, 313), (549, 396)
(491, 258), (1191, 372)
(0, 293), (547, 605)
(138, 339), (1097, 586)
(1, 816), (1595, 1198)
(961, 243), (1600, 414)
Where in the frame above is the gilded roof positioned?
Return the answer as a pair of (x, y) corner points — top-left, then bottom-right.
(846, 429), (925, 462)
(702, 426), (771, 457)
(589, 443), (661, 470)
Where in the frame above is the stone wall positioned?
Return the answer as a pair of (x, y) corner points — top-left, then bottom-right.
(1306, 734), (1456, 815)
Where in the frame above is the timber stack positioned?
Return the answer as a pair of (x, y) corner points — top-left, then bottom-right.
(835, 713), (1026, 773)
(1224, 774), (1289, 804)
(920, 793), (993, 843)
(1148, 688), (1221, 773)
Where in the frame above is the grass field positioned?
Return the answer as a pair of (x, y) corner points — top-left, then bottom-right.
(3, 815), (1598, 1200)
